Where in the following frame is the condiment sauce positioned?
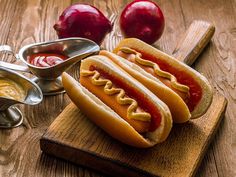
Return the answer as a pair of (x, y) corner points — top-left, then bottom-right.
(27, 53), (68, 67)
(135, 50), (202, 112)
(0, 78), (26, 102)
(89, 65), (162, 132)
(117, 50), (190, 102)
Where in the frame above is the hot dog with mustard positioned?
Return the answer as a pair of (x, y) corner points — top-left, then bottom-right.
(62, 55), (172, 148)
(102, 38), (213, 121)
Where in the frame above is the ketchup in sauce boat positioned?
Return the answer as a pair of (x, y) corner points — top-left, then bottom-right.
(27, 53), (68, 67)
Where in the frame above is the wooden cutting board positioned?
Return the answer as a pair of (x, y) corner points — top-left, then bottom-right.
(40, 21), (227, 177)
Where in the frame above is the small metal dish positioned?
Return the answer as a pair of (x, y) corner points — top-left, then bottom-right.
(0, 37), (100, 95)
(0, 67), (43, 128)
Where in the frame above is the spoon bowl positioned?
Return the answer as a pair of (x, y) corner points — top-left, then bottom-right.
(0, 67), (43, 128)
(17, 37), (100, 95)
(19, 37), (100, 79)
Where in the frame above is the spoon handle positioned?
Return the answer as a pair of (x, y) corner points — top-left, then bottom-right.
(0, 45), (19, 59)
(0, 45), (30, 72)
(0, 61), (30, 72)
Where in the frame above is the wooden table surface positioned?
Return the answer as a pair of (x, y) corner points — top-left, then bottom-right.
(0, 0), (235, 176)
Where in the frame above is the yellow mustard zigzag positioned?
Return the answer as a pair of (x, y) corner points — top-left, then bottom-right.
(81, 69), (151, 122)
(119, 47), (189, 93)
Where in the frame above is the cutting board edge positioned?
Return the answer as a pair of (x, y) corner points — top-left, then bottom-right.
(190, 96), (227, 177)
(40, 137), (158, 177)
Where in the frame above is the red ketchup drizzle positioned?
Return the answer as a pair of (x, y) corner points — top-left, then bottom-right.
(135, 50), (202, 112)
(27, 53), (68, 67)
(90, 65), (161, 132)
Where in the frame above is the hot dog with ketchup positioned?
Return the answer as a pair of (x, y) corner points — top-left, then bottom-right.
(100, 50), (191, 123)
(62, 56), (172, 148)
(102, 38), (213, 121)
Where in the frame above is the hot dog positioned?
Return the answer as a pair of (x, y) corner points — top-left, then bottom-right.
(62, 56), (172, 148)
(100, 50), (191, 123)
(103, 38), (213, 120)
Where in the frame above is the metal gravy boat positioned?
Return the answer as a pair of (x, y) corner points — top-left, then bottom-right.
(0, 38), (100, 95)
(0, 67), (43, 128)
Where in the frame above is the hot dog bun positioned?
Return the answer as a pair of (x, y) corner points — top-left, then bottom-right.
(62, 56), (172, 148)
(112, 38), (213, 119)
(100, 50), (191, 123)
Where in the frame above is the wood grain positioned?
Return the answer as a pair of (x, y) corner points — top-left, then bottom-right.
(0, 0), (235, 177)
(40, 94), (227, 177)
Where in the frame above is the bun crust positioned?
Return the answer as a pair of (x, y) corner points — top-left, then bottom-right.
(62, 56), (172, 148)
(113, 38), (213, 118)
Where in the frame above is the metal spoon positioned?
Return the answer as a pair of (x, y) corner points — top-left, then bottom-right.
(0, 67), (43, 128)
